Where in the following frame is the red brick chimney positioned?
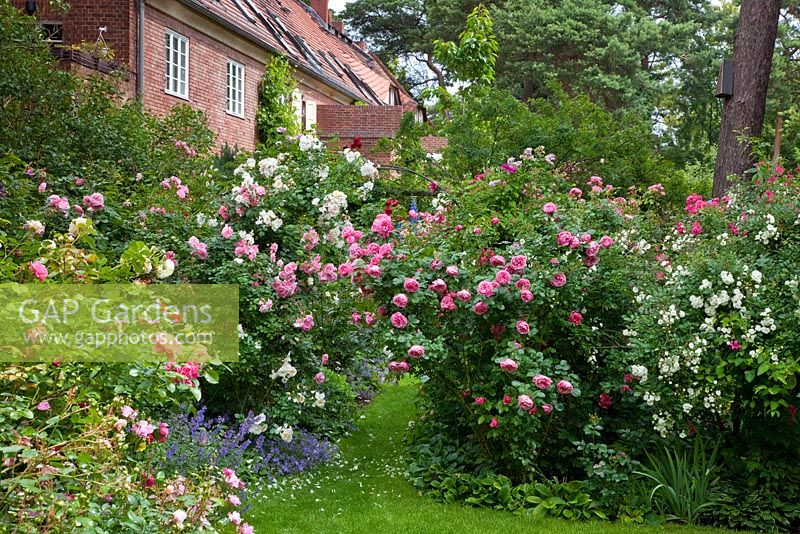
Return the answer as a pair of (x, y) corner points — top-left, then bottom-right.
(309, 0), (330, 25)
(331, 18), (344, 34)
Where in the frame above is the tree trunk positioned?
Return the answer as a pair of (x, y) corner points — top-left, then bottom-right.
(772, 112), (783, 163)
(712, 0), (781, 197)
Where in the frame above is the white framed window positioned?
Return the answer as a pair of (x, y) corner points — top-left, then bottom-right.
(387, 86), (400, 105)
(165, 30), (189, 99)
(226, 60), (245, 117)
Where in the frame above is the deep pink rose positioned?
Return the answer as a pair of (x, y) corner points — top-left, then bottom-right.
(509, 255), (526, 272)
(29, 261), (48, 282)
(568, 311), (583, 326)
(474, 396), (486, 405)
(515, 320), (530, 335)
(408, 345), (425, 358)
(541, 403), (553, 414)
(542, 202), (557, 215)
(429, 279), (448, 294)
(495, 270), (511, 285)
(489, 417), (499, 428)
(598, 393), (613, 409)
(473, 301), (488, 315)
(557, 231), (573, 247)
(404, 278), (420, 293)
(502, 395), (512, 405)
(520, 290), (533, 303)
(533, 375), (553, 390)
(388, 361), (410, 373)
(491, 216), (500, 225)
(314, 372), (326, 384)
(599, 235), (613, 248)
(550, 272), (567, 287)
(489, 255), (506, 267)
(445, 265), (459, 277)
(556, 380), (574, 395)
(440, 295), (457, 311)
(477, 280), (495, 297)
(516, 278), (531, 290)
(455, 289), (472, 302)
(390, 312), (408, 329)
(371, 213), (394, 237)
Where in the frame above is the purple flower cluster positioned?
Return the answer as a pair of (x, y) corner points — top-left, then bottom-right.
(162, 406), (336, 479)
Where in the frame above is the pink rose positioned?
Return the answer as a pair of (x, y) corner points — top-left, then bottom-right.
(351, 312), (362, 324)
(338, 262), (354, 277)
(29, 261), (48, 282)
(221, 225), (234, 239)
(473, 301), (488, 315)
(542, 202), (557, 215)
(176, 184), (189, 199)
(407, 345), (425, 358)
(598, 393), (613, 410)
(495, 270), (511, 285)
(556, 380), (574, 395)
(440, 295), (457, 311)
(38, 182), (47, 193)
(445, 266), (459, 277)
(490, 255), (506, 267)
(477, 280), (495, 297)
(569, 187), (583, 198)
(517, 394), (534, 411)
(82, 192), (105, 212)
(388, 361), (410, 373)
(36, 401), (50, 411)
(550, 272), (567, 287)
(520, 290), (533, 303)
(473, 227), (481, 235)
(293, 314), (315, 332)
(557, 231), (573, 247)
(541, 403), (553, 414)
(314, 372), (326, 384)
(404, 278), (420, 293)
(429, 279), (448, 294)
(392, 294), (409, 308)
(321, 353), (329, 365)
(491, 216), (500, 225)
(455, 289), (472, 302)
(516, 278), (531, 290)
(474, 396), (486, 405)
(390, 312), (408, 329)
(568, 311), (583, 326)
(371, 213), (394, 237)
(228, 494), (241, 507)
(509, 255), (526, 272)
(489, 417), (499, 428)
(691, 221), (703, 235)
(429, 259), (444, 270)
(599, 235), (613, 248)
(533, 375), (553, 390)
(515, 320), (530, 335)
(499, 358), (518, 372)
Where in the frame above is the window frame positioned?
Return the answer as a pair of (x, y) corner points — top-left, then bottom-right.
(164, 29), (189, 100)
(226, 59), (245, 118)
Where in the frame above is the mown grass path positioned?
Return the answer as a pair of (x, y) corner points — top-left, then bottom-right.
(248, 379), (728, 534)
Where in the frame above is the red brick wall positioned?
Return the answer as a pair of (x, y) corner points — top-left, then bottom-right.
(316, 105), (405, 139)
(13, 0), (134, 66)
(142, 8), (263, 150)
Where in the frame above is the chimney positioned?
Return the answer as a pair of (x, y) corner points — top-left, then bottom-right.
(331, 18), (344, 34)
(310, 0), (329, 25)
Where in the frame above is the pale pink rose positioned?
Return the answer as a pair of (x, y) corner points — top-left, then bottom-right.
(515, 320), (530, 335)
(29, 261), (48, 282)
(533, 375), (553, 389)
(75, 177), (84, 186)
(314, 372), (325, 384)
(495, 270), (511, 285)
(520, 290), (533, 303)
(440, 295), (456, 311)
(364, 312), (376, 326)
(36, 401), (50, 411)
(430, 259), (444, 270)
(239, 524), (254, 534)
(371, 213), (394, 237)
(114, 418), (127, 430)
(228, 494), (241, 506)
(318, 263), (338, 282)
(517, 394), (534, 410)
(473, 227), (481, 235)
(455, 289), (472, 302)
(550, 273), (567, 287)
(48, 194), (70, 212)
(585, 242), (601, 257)
(392, 294), (409, 308)
(82, 192), (105, 212)
(542, 202), (557, 215)
(176, 185), (189, 199)
(351, 312), (362, 324)
(293, 314), (315, 332)
(408, 345), (425, 358)
(364, 264), (382, 278)
(473, 301), (488, 315)
(228, 511), (242, 526)
(445, 265), (459, 277)
(569, 187), (583, 198)
(121, 405), (137, 419)
(556, 380), (574, 395)
(221, 225), (234, 239)
(541, 403), (553, 414)
(321, 353), (329, 365)
(404, 277), (420, 293)
(499, 358), (518, 372)
(390, 312), (408, 329)
(429, 279), (447, 294)
(477, 280), (495, 297)
(568, 311), (583, 326)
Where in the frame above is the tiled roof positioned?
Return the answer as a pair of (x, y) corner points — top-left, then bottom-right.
(179, 0), (417, 107)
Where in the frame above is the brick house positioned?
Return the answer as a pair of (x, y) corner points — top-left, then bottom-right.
(14, 0), (425, 152)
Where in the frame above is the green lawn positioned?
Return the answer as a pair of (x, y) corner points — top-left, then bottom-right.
(247, 378), (730, 534)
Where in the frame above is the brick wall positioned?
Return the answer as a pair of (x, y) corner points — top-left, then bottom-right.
(142, 8), (263, 150)
(316, 105), (405, 139)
